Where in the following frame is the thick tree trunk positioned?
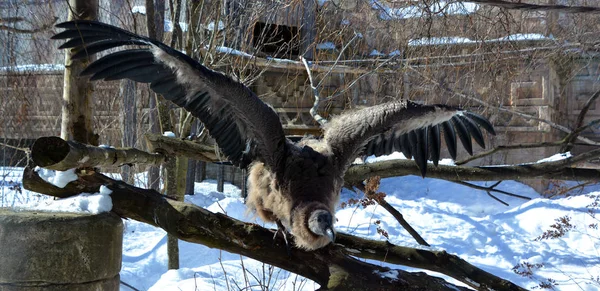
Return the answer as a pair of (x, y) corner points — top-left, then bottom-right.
(120, 79), (137, 184)
(60, 0), (99, 145)
(22, 167), (529, 291)
(146, 0), (165, 193)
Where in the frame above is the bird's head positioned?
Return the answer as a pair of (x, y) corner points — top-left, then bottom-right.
(307, 209), (336, 243)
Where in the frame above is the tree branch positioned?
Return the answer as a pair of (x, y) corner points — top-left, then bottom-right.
(0, 16), (58, 33)
(301, 56), (328, 126)
(450, 181), (531, 206)
(356, 179), (430, 246)
(30, 136), (165, 171)
(335, 233), (527, 291)
(21, 167), (529, 290)
(561, 88), (600, 152)
(144, 134), (221, 162)
(21, 167), (475, 291)
(455, 141), (565, 165)
(344, 147), (600, 184)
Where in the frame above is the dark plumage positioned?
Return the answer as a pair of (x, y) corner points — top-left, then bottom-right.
(53, 21), (496, 250)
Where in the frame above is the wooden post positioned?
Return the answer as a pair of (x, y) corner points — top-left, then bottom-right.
(241, 168), (247, 199)
(217, 163), (224, 193)
(196, 161), (206, 182)
(60, 0), (99, 145)
(147, 0), (165, 191)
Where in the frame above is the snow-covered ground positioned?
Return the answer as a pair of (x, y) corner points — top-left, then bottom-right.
(1, 163), (599, 290)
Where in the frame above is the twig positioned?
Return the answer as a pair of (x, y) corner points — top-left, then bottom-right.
(300, 56), (328, 126)
(326, 55), (399, 102)
(357, 179), (430, 247)
(407, 66), (600, 146)
(316, 32), (360, 88)
(562, 88), (600, 152)
(0, 17), (58, 33)
(120, 280), (141, 291)
(455, 141), (565, 165)
(0, 142), (30, 154)
(451, 181), (531, 206)
(547, 181), (596, 199)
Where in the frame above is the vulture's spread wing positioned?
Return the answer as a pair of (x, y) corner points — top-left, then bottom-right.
(53, 20), (287, 171)
(324, 101), (495, 176)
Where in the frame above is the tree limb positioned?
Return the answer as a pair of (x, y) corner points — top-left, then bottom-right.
(21, 167), (529, 290)
(455, 141), (565, 165)
(30, 136), (166, 171)
(344, 147), (600, 184)
(144, 133), (221, 162)
(21, 167), (475, 291)
(335, 233), (527, 291)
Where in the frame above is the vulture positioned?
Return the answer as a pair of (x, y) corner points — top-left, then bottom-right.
(53, 21), (496, 251)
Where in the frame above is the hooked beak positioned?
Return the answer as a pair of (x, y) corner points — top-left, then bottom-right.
(325, 227), (336, 242)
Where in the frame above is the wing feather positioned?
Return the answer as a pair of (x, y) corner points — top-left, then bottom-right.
(325, 101), (496, 176)
(54, 20), (287, 171)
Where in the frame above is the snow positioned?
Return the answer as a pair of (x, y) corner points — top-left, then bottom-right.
(212, 46), (254, 58)
(206, 21), (225, 31)
(131, 5), (146, 14)
(19, 185), (112, 214)
(35, 167), (78, 188)
(369, 49), (386, 57)
(164, 20), (188, 32)
(316, 42), (336, 50)
(163, 131), (176, 137)
(409, 34), (553, 46)
(389, 49), (402, 56)
(2, 163), (600, 290)
(536, 152), (572, 163)
(374, 1), (479, 20)
(0, 64), (64, 73)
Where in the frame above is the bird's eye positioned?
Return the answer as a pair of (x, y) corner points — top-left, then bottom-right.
(317, 218), (322, 222)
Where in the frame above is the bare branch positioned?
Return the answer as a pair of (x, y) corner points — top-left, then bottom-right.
(455, 141), (565, 165)
(0, 17), (58, 33)
(561, 89), (600, 152)
(356, 179), (430, 246)
(301, 56), (328, 126)
(450, 180), (531, 206)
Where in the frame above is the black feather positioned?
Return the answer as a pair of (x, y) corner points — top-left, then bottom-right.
(415, 128), (428, 177)
(461, 115), (486, 148)
(452, 116), (473, 155)
(463, 111), (496, 136)
(442, 121), (457, 160)
(400, 133), (412, 159)
(81, 50), (152, 74)
(429, 124), (441, 166)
